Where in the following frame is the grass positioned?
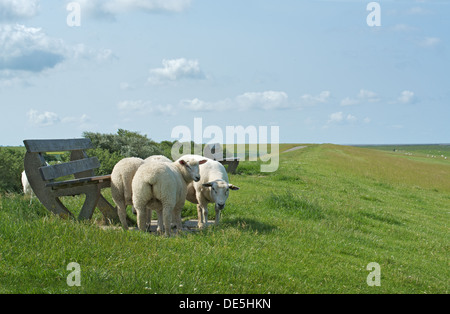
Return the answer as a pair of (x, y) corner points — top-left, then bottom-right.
(0, 144), (449, 294)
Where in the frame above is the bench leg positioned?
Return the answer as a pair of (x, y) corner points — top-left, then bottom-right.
(228, 162), (239, 174)
(24, 152), (74, 218)
(97, 195), (120, 225)
(78, 188), (101, 220)
(43, 196), (74, 218)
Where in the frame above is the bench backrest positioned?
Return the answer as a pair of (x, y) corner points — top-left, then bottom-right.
(23, 138), (100, 182)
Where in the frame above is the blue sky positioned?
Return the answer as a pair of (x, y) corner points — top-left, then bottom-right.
(0, 0), (449, 146)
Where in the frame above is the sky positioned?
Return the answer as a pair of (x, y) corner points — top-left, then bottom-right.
(0, 0), (449, 146)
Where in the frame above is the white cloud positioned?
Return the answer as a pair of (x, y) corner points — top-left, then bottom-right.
(119, 82), (134, 91)
(406, 6), (431, 15)
(180, 90), (330, 113)
(300, 91), (331, 107)
(0, 24), (114, 76)
(74, 0), (191, 20)
(340, 97), (360, 107)
(27, 109), (94, 128)
(118, 100), (174, 116)
(328, 112), (344, 123)
(0, 0), (39, 21)
(391, 24), (416, 32)
(341, 89), (379, 106)
(346, 114), (357, 122)
(0, 24), (66, 72)
(180, 98), (216, 112)
(397, 90), (415, 104)
(326, 112), (361, 126)
(71, 44), (115, 62)
(148, 58), (205, 84)
(27, 109), (60, 127)
(419, 37), (441, 47)
(236, 91), (289, 111)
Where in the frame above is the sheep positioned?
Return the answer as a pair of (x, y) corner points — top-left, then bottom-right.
(21, 170), (34, 199)
(184, 155), (240, 229)
(111, 155), (172, 230)
(22, 161), (49, 203)
(132, 156), (207, 236)
(111, 157), (145, 230)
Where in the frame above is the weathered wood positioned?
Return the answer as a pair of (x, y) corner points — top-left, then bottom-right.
(39, 157), (100, 181)
(70, 150), (119, 224)
(78, 188), (101, 220)
(46, 175), (111, 190)
(219, 159), (240, 174)
(24, 152), (74, 218)
(23, 138), (119, 224)
(24, 138), (93, 153)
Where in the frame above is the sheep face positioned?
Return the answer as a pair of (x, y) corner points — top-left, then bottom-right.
(179, 159), (207, 182)
(203, 181), (240, 210)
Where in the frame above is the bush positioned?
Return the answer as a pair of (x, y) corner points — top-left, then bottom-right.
(83, 129), (176, 175)
(87, 148), (123, 176)
(0, 148), (25, 193)
(83, 129), (166, 160)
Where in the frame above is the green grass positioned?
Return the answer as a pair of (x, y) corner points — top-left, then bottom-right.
(0, 144), (449, 294)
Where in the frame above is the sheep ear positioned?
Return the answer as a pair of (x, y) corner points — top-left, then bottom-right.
(203, 182), (214, 188)
(179, 160), (187, 166)
(199, 159), (208, 165)
(229, 184), (240, 191)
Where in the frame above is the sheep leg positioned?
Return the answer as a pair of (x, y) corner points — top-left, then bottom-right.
(162, 204), (174, 237)
(196, 204), (205, 229)
(145, 207), (153, 232)
(117, 201), (129, 230)
(155, 208), (164, 234)
(136, 206), (148, 232)
(197, 195), (209, 229)
(172, 206), (183, 233)
(215, 204), (221, 226)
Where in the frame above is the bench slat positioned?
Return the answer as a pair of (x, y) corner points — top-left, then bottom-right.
(40, 157), (100, 181)
(24, 139), (93, 153)
(46, 175), (111, 190)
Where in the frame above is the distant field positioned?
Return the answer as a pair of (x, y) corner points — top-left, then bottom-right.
(0, 144), (449, 294)
(359, 144), (450, 159)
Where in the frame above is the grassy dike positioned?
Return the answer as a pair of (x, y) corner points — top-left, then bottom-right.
(0, 144), (448, 293)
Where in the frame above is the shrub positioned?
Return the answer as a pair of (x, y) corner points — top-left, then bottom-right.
(83, 129), (165, 160)
(0, 148), (25, 193)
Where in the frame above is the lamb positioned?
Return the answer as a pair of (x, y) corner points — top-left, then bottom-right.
(111, 155), (172, 230)
(184, 155), (240, 229)
(132, 156), (207, 236)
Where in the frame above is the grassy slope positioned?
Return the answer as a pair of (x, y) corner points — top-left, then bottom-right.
(0, 144), (448, 294)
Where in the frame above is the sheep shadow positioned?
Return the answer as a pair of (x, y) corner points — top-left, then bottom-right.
(222, 218), (278, 234)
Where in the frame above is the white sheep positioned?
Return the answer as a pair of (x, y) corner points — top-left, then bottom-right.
(111, 157), (145, 230)
(184, 155), (239, 228)
(21, 170), (34, 198)
(132, 156), (207, 236)
(111, 155), (172, 230)
(22, 161), (49, 203)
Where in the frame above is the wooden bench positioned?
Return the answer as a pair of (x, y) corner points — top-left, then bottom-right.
(23, 138), (119, 222)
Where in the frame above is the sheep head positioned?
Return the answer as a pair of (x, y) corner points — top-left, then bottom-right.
(178, 158), (207, 183)
(202, 180), (240, 210)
